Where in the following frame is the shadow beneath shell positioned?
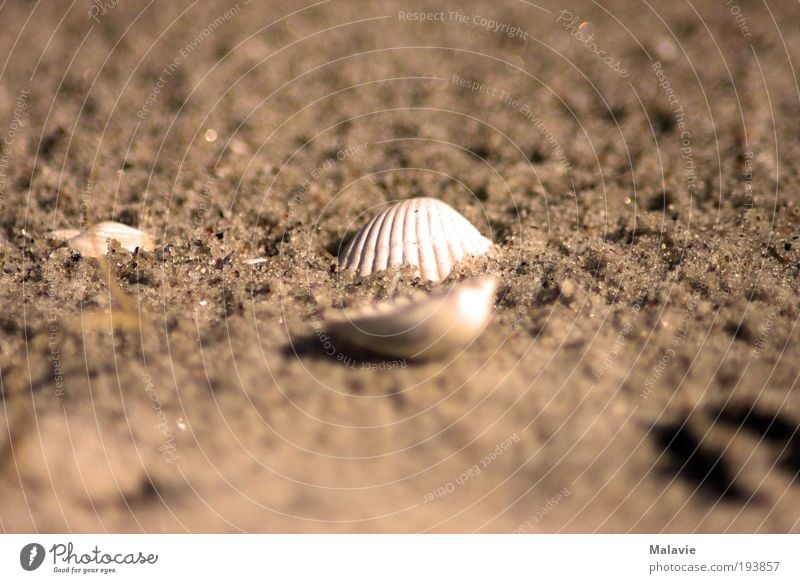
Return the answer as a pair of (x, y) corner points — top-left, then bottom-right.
(282, 332), (412, 370)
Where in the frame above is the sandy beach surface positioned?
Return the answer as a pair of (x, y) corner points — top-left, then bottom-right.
(0, 0), (799, 532)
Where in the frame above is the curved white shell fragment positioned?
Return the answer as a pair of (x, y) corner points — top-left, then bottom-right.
(324, 276), (498, 360)
(339, 198), (493, 281)
(50, 221), (155, 258)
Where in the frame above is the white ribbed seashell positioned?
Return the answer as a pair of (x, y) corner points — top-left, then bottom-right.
(324, 276), (497, 360)
(339, 198), (492, 281)
(50, 221), (155, 258)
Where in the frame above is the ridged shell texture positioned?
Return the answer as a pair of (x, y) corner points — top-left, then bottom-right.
(339, 198), (492, 281)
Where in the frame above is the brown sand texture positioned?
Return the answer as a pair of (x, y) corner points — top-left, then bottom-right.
(0, 0), (799, 532)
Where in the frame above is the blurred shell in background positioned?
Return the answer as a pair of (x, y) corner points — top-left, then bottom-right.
(49, 221), (155, 258)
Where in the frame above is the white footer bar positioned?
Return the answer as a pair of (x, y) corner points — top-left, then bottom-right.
(1, 535), (797, 581)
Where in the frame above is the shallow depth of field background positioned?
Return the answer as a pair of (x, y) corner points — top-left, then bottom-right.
(0, 0), (799, 532)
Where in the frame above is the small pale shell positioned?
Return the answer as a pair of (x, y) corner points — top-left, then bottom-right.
(49, 228), (81, 240)
(53, 221), (155, 258)
(339, 198), (492, 281)
(324, 276), (497, 360)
